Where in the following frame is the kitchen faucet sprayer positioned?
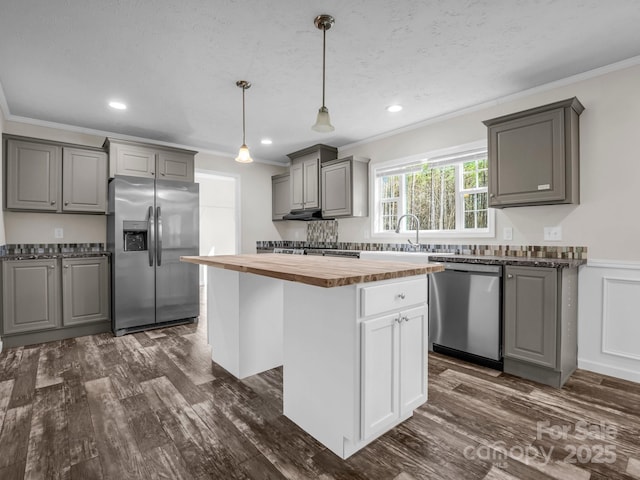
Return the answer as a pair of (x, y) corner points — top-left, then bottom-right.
(395, 214), (420, 246)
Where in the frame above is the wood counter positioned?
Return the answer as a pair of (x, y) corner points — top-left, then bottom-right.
(180, 253), (444, 288)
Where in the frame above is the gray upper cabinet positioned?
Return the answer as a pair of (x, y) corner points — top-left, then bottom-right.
(2, 259), (60, 334)
(62, 148), (108, 213)
(105, 138), (196, 182)
(157, 151), (194, 182)
(321, 156), (370, 218)
(4, 136), (107, 214)
(62, 256), (109, 326)
(483, 97), (584, 208)
(5, 139), (61, 211)
(503, 265), (578, 387)
(287, 144), (337, 211)
(272, 173), (290, 221)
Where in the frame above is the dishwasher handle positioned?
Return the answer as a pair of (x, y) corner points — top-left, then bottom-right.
(442, 262), (502, 276)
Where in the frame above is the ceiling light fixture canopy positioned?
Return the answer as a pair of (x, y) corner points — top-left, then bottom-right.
(235, 80), (253, 163)
(311, 14), (335, 133)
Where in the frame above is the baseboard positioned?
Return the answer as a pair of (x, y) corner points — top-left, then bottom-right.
(578, 358), (640, 384)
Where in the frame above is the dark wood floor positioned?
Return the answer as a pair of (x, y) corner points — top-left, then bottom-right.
(1, 298), (639, 479)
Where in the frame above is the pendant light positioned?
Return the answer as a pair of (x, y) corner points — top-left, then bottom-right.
(311, 14), (335, 132)
(235, 80), (253, 163)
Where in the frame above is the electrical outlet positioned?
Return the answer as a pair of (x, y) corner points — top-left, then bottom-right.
(503, 227), (513, 241)
(54, 227), (64, 239)
(543, 226), (562, 241)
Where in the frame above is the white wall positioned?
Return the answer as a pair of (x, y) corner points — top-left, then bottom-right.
(276, 62), (640, 383)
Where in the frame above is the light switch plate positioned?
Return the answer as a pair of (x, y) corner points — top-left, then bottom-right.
(503, 227), (513, 241)
(543, 226), (562, 241)
(54, 227), (64, 239)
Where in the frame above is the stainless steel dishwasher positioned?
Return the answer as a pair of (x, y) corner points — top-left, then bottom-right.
(429, 262), (503, 370)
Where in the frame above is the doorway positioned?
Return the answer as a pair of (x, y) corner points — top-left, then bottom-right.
(195, 170), (240, 285)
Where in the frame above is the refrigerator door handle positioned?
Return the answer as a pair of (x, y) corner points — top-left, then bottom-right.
(157, 206), (163, 266)
(148, 205), (155, 267)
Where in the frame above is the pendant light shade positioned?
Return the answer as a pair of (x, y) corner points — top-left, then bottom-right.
(311, 15), (335, 132)
(235, 80), (253, 163)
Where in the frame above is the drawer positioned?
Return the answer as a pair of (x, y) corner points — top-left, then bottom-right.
(360, 277), (427, 317)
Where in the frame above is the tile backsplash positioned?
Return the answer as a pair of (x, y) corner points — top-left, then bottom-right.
(0, 243), (106, 256)
(257, 240), (587, 260)
(306, 220), (339, 244)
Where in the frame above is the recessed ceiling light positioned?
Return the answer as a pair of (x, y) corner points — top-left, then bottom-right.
(386, 105), (403, 113)
(109, 101), (127, 110)
(261, 138), (273, 145)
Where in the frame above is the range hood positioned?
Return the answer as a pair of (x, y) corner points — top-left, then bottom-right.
(283, 209), (330, 221)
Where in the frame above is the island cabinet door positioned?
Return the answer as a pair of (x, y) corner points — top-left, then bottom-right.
(361, 312), (400, 439)
(399, 306), (427, 414)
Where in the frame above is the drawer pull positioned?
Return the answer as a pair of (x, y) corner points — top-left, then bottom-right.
(397, 293), (406, 299)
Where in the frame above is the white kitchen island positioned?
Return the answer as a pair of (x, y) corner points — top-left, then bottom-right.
(181, 254), (443, 459)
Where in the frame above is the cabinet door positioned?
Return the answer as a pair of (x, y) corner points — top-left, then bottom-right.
(2, 259), (59, 334)
(361, 313), (400, 439)
(62, 148), (108, 213)
(290, 161), (304, 210)
(488, 108), (565, 207)
(322, 160), (351, 217)
(504, 266), (557, 368)
(303, 157), (320, 209)
(62, 257), (109, 326)
(272, 174), (290, 220)
(157, 151), (194, 182)
(5, 139), (61, 211)
(399, 306), (427, 414)
(114, 144), (156, 178)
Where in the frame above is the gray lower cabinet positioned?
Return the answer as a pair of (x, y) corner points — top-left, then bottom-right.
(503, 265), (578, 387)
(105, 138), (196, 182)
(272, 173), (290, 221)
(62, 257), (109, 326)
(5, 139), (61, 211)
(483, 97), (584, 208)
(4, 135), (108, 213)
(1, 256), (111, 347)
(2, 259), (60, 334)
(321, 156), (370, 218)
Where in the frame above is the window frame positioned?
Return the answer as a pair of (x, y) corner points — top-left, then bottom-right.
(370, 140), (495, 239)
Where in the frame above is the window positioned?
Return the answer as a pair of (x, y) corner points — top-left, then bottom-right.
(373, 146), (493, 236)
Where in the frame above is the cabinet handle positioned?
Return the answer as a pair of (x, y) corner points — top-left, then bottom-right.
(49, 265), (55, 269)
(64, 201), (69, 206)
(161, 172), (165, 176)
(397, 293), (406, 299)
(489, 193), (495, 198)
(402, 316), (409, 323)
(51, 200), (56, 205)
(64, 265), (69, 269)
(507, 274), (513, 279)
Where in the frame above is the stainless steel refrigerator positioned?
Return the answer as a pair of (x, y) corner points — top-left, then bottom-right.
(107, 175), (199, 335)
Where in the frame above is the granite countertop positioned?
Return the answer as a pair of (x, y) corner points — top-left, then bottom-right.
(0, 251), (110, 261)
(427, 254), (586, 269)
(181, 254), (444, 288)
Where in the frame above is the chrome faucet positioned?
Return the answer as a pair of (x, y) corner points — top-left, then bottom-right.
(395, 214), (420, 246)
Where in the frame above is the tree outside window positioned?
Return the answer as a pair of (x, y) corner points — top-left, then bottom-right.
(374, 149), (492, 235)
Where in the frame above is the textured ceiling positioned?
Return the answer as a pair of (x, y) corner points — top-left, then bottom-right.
(1, 0), (640, 164)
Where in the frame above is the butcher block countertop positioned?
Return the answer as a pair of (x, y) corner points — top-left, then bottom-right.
(181, 254), (444, 288)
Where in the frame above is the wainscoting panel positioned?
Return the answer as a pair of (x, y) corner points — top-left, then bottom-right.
(578, 260), (640, 383)
(602, 277), (640, 361)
